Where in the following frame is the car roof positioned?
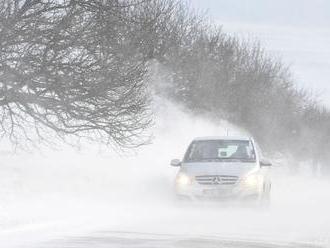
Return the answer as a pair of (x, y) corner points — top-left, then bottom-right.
(192, 136), (251, 141)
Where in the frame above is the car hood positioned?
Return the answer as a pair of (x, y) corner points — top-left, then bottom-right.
(180, 161), (258, 178)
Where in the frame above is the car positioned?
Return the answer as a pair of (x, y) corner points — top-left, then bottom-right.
(170, 136), (272, 205)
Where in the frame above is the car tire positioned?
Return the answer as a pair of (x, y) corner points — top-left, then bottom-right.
(259, 187), (271, 209)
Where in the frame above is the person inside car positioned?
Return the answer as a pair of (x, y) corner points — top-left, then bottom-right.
(230, 145), (248, 159)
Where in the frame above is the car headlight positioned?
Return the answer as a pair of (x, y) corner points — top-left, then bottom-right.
(242, 173), (263, 188)
(176, 173), (193, 186)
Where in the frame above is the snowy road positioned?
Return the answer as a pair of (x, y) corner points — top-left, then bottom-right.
(36, 231), (323, 248)
(1, 103), (330, 248)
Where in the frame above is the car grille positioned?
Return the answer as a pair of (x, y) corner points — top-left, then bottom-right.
(195, 175), (239, 185)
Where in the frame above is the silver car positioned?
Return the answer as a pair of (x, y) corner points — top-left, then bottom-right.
(170, 136), (272, 204)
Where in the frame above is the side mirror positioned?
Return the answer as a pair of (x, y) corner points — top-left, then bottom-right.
(170, 159), (181, 167)
(260, 159), (272, 167)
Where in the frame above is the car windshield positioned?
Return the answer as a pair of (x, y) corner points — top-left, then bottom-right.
(184, 139), (256, 163)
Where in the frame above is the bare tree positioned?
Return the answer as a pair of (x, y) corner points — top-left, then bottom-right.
(0, 0), (153, 149)
(145, 0), (330, 170)
(1, 0), (330, 169)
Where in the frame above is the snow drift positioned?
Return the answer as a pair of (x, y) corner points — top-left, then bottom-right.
(0, 98), (330, 247)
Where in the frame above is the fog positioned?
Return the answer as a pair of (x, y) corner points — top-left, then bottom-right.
(190, 0), (330, 27)
(1, 0), (330, 247)
(1, 98), (330, 247)
(191, 0), (330, 106)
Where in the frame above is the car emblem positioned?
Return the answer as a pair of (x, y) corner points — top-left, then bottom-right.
(212, 176), (222, 185)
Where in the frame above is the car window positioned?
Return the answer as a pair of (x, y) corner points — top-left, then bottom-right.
(184, 140), (256, 162)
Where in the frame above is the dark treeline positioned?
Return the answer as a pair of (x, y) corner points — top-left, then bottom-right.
(0, 0), (329, 172)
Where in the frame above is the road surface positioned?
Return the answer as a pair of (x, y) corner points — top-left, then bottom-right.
(36, 231), (323, 248)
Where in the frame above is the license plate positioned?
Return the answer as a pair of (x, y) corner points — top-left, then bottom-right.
(203, 189), (226, 196)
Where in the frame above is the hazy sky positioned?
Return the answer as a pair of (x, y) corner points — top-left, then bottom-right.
(190, 0), (330, 106)
(190, 0), (330, 27)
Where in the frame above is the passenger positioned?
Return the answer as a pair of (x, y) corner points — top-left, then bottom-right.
(231, 145), (248, 159)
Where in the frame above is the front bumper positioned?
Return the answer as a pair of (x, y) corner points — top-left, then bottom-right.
(175, 181), (262, 200)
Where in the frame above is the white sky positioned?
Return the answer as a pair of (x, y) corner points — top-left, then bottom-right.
(190, 0), (330, 107)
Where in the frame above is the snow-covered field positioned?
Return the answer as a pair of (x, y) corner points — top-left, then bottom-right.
(1, 100), (330, 247)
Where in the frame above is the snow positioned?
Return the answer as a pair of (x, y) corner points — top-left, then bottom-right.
(1, 99), (330, 247)
(192, 136), (251, 141)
